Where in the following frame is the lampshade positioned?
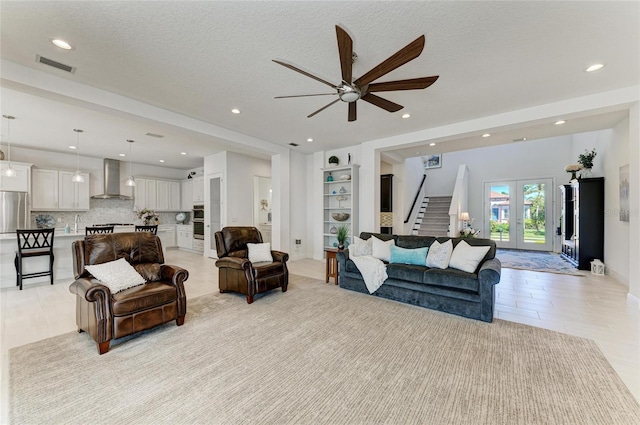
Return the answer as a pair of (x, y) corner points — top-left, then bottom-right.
(2, 115), (16, 178)
(72, 129), (85, 183)
(459, 212), (470, 221)
(125, 139), (136, 187)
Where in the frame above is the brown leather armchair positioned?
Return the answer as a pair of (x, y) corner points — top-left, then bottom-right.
(69, 232), (188, 354)
(215, 226), (288, 304)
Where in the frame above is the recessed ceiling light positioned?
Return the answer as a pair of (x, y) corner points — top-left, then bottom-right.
(482, 133), (491, 138)
(180, 152), (187, 155)
(429, 142), (436, 146)
(513, 137), (527, 142)
(119, 153), (126, 157)
(307, 138), (313, 142)
(586, 64), (604, 72)
(402, 113), (411, 119)
(159, 159), (165, 163)
(231, 108), (241, 114)
(555, 120), (566, 125)
(68, 145), (77, 149)
(415, 151), (421, 155)
(52, 39), (73, 50)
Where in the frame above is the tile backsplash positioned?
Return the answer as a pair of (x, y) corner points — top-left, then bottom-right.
(30, 198), (189, 229)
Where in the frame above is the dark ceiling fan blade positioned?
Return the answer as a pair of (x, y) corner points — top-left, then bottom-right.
(272, 60), (338, 89)
(354, 35), (425, 87)
(348, 102), (357, 122)
(336, 25), (353, 83)
(275, 93), (338, 99)
(307, 98), (341, 118)
(367, 76), (439, 93)
(361, 93), (404, 112)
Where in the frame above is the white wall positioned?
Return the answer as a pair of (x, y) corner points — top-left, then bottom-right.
(600, 118), (630, 285)
(288, 150), (309, 260)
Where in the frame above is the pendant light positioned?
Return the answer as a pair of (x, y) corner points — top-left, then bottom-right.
(71, 128), (85, 183)
(2, 115), (16, 177)
(125, 139), (136, 187)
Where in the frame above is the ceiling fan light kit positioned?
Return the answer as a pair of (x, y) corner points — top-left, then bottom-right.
(273, 25), (439, 122)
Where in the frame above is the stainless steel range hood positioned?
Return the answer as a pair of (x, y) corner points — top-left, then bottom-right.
(91, 158), (134, 200)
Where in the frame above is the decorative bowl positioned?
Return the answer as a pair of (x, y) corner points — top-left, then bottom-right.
(332, 213), (350, 221)
(339, 174), (351, 181)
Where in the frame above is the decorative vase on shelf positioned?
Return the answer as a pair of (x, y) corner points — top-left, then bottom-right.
(580, 168), (592, 179)
(329, 226), (337, 234)
(327, 172), (333, 182)
(339, 186), (347, 194)
(569, 171), (577, 182)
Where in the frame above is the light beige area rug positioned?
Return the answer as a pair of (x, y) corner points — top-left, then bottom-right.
(10, 275), (640, 425)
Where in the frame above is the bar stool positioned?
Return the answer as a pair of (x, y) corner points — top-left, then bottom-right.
(135, 225), (158, 235)
(85, 226), (114, 235)
(14, 228), (55, 290)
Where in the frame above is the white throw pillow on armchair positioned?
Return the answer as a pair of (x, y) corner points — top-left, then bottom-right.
(247, 242), (273, 263)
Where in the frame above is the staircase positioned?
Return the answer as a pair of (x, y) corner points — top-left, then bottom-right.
(412, 196), (451, 237)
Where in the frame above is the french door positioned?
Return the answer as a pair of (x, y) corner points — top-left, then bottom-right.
(484, 178), (553, 251)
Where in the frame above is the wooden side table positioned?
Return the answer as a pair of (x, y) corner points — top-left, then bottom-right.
(325, 248), (341, 285)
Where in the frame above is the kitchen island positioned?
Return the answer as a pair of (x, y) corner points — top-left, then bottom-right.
(0, 224), (178, 289)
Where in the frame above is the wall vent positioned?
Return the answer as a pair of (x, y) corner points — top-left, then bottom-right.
(145, 132), (164, 138)
(35, 55), (75, 73)
(288, 142), (299, 147)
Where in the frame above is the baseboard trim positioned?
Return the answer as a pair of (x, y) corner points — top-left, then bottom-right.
(628, 293), (640, 310)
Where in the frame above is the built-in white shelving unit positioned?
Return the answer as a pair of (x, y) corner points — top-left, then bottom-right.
(322, 165), (359, 250)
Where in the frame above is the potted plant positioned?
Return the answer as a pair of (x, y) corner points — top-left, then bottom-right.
(328, 156), (339, 167)
(336, 224), (349, 250)
(578, 148), (596, 178)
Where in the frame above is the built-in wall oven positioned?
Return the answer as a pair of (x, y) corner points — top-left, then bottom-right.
(193, 205), (204, 240)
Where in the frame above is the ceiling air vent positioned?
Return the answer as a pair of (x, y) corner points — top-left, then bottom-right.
(145, 132), (164, 138)
(288, 142), (299, 147)
(35, 55), (75, 73)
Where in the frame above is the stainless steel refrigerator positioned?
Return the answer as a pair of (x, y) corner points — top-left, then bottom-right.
(0, 191), (28, 233)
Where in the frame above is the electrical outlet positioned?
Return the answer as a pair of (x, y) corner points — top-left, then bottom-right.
(295, 239), (301, 245)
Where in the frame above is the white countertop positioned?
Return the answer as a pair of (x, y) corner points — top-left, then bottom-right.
(0, 224), (178, 240)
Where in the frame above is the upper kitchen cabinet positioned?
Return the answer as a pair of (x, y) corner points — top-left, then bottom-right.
(134, 177), (181, 212)
(192, 176), (204, 203)
(0, 161), (31, 192)
(181, 179), (193, 211)
(31, 168), (90, 211)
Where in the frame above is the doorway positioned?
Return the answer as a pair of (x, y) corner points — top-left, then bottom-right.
(484, 178), (553, 251)
(206, 173), (222, 258)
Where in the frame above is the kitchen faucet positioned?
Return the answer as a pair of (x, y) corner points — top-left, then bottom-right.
(74, 214), (80, 233)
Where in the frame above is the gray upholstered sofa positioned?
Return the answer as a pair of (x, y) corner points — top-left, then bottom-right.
(337, 232), (501, 322)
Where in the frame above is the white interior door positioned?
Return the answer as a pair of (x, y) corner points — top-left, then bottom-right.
(485, 178), (553, 251)
(206, 173), (222, 258)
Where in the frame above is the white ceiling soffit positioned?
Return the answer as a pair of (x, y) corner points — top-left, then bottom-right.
(0, 1), (638, 165)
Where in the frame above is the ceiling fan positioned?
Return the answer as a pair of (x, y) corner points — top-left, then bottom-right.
(273, 25), (439, 122)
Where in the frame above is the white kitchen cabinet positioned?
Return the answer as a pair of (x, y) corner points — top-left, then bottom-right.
(181, 179), (193, 211)
(32, 168), (90, 211)
(157, 225), (177, 248)
(58, 171), (90, 210)
(192, 176), (204, 203)
(31, 169), (58, 209)
(177, 225), (193, 249)
(169, 181), (181, 211)
(135, 177), (181, 211)
(0, 161), (31, 192)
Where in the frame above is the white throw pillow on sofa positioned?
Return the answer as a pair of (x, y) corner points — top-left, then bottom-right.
(248, 242), (273, 263)
(349, 236), (373, 257)
(371, 235), (395, 262)
(449, 240), (491, 273)
(425, 240), (453, 269)
(84, 257), (146, 293)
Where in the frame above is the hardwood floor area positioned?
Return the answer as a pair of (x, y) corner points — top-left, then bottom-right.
(1, 250), (638, 423)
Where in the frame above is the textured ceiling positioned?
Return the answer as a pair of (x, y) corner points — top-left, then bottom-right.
(1, 1), (638, 167)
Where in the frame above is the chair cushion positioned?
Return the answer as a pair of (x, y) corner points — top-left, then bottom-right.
(253, 262), (284, 279)
(111, 282), (178, 316)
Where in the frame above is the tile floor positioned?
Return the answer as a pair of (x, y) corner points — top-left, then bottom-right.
(1, 250), (638, 423)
